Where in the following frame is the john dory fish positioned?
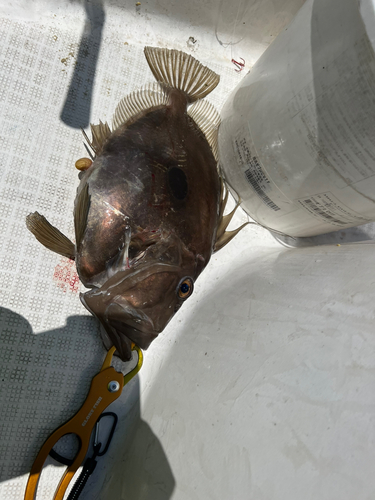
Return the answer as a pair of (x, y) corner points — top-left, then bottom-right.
(26, 47), (247, 360)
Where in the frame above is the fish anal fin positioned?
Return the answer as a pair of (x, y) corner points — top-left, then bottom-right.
(188, 99), (220, 161)
(112, 82), (169, 131)
(82, 120), (111, 156)
(74, 184), (91, 251)
(144, 46), (220, 102)
(26, 212), (75, 259)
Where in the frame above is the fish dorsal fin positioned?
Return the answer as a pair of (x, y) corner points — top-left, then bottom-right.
(214, 223), (249, 252)
(82, 120), (111, 156)
(74, 183), (91, 251)
(214, 181), (250, 252)
(112, 82), (169, 131)
(144, 46), (220, 102)
(218, 177), (228, 221)
(26, 212), (75, 259)
(188, 99), (221, 161)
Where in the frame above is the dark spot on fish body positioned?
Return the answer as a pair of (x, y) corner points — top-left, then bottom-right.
(168, 167), (188, 200)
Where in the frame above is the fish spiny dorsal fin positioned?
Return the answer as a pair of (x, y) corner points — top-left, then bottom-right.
(214, 181), (250, 252)
(82, 120), (111, 156)
(188, 99), (221, 161)
(26, 212), (75, 259)
(112, 82), (169, 131)
(214, 223), (249, 252)
(216, 198), (242, 241)
(74, 183), (90, 251)
(218, 177), (228, 221)
(144, 46), (220, 102)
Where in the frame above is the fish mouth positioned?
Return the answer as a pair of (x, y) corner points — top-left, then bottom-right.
(108, 318), (158, 350)
(81, 293), (158, 360)
(80, 264), (179, 360)
(95, 262), (182, 295)
(106, 300), (158, 344)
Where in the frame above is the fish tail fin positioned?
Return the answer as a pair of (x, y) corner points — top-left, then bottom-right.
(144, 46), (220, 102)
(26, 212), (75, 259)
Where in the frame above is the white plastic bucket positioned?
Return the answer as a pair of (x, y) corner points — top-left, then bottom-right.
(219, 0), (375, 237)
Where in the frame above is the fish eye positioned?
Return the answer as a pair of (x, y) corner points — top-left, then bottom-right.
(177, 277), (194, 300)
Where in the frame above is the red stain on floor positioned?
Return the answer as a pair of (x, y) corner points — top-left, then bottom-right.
(53, 258), (80, 293)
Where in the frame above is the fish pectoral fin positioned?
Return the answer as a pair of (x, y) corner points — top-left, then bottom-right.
(131, 228), (164, 249)
(214, 223), (249, 252)
(74, 183), (90, 251)
(112, 82), (169, 131)
(187, 100), (221, 161)
(82, 120), (111, 156)
(144, 46), (220, 102)
(26, 212), (75, 259)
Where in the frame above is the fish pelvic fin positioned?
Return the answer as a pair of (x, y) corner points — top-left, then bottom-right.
(26, 212), (75, 259)
(74, 184), (91, 251)
(144, 46), (220, 102)
(112, 82), (169, 131)
(188, 99), (221, 161)
(82, 120), (111, 156)
(214, 180), (250, 252)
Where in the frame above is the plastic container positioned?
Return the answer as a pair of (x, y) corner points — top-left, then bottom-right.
(219, 0), (375, 237)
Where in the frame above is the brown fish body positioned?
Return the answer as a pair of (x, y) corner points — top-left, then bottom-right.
(77, 96), (220, 288)
(26, 47), (247, 360)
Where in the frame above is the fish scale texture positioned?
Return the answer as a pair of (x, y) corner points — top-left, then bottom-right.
(0, 10), (247, 500)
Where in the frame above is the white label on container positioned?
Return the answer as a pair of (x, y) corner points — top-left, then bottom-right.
(288, 37), (375, 187)
(233, 137), (281, 212)
(297, 192), (369, 227)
